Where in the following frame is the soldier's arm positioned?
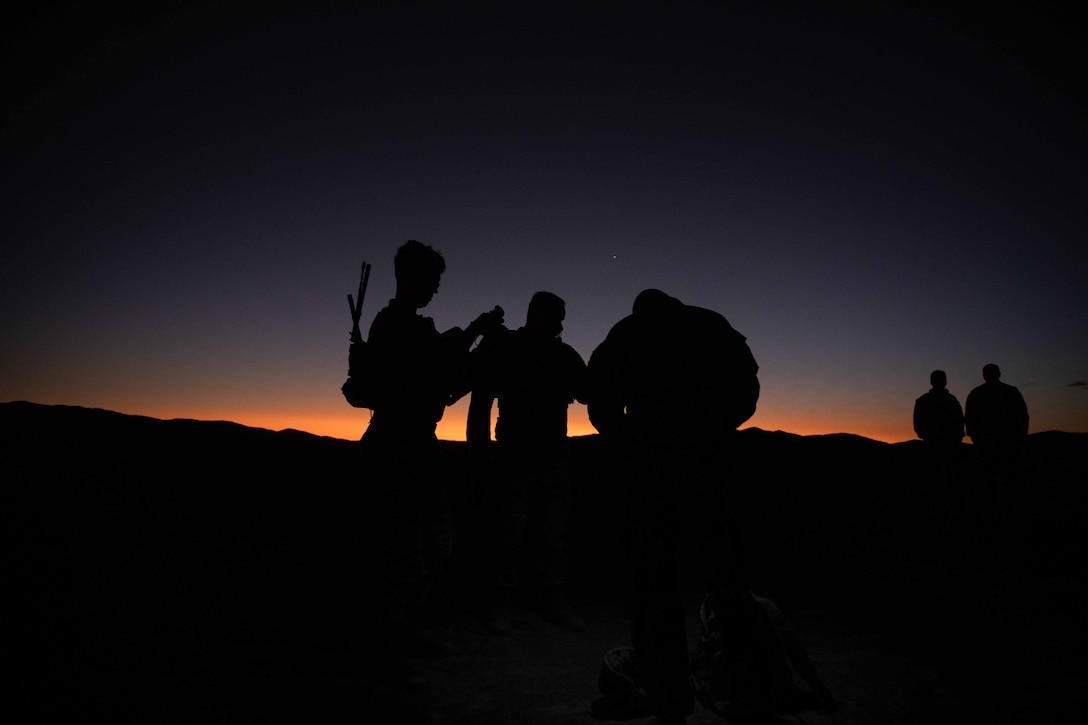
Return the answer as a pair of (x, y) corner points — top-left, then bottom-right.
(467, 389), (496, 443)
(568, 345), (590, 405)
(963, 394), (975, 438)
(465, 336), (502, 442)
(1017, 390), (1030, 436)
(449, 306), (505, 350)
(586, 339), (625, 436)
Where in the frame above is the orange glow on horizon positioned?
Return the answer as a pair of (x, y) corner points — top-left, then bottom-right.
(147, 401), (916, 444)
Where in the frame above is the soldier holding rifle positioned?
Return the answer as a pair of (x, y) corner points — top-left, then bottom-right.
(357, 240), (503, 657)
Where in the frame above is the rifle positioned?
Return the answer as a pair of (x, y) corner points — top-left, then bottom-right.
(347, 260), (371, 343)
(342, 261), (374, 408)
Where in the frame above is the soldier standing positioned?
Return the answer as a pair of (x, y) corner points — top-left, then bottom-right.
(913, 369), (966, 515)
(587, 289), (759, 725)
(362, 240), (503, 654)
(467, 291), (588, 634)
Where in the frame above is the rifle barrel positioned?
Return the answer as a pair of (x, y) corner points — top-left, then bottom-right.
(359, 262), (371, 306)
(348, 261), (371, 325)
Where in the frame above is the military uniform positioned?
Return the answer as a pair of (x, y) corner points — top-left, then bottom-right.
(588, 291), (758, 720)
(468, 326), (587, 593)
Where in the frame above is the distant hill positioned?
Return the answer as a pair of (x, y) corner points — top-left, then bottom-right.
(5, 399), (1084, 605)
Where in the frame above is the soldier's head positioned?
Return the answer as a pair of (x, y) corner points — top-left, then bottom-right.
(632, 288), (683, 321)
(526, 291), (565, 338)
(983, 363), (1001, 383)
(394, 240), (446, 308)
(930, 370), (947, 389)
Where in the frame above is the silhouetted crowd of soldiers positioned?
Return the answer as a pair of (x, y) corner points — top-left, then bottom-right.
(352, 239), (1028, 724)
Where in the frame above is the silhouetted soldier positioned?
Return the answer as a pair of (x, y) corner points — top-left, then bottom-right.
(466, 291), (588, 634)
(913, 370), (965, 514)
(587, 289), (759, 725)
(964, 363), (1029, 505)
(362, 240), (503, 655)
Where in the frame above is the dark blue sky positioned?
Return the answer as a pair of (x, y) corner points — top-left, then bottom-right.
(3, 1), (1085, 441)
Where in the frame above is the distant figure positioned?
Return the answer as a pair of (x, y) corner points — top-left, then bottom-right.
(587, 289), (761, 725)
(466, 291), (588, 634)
(964, 363), (1029, 502)
(912, 370), (965, 514)
(362, 240), (503, 655)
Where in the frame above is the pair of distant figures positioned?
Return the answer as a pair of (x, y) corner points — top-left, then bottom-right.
(913, 363), (1029, 510)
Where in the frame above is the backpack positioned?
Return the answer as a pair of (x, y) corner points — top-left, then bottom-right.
(724, 329), (759, 429)
(690, 592), (826, 719)
(341, 334), (377, 409)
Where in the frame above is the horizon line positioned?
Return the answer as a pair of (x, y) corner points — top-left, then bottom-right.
(8, 399), (1082, 445)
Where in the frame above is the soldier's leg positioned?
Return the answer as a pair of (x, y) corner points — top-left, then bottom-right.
(626, 460), (693, 720)
(482, 444), (530, 633)
(534, 450), (585, 630)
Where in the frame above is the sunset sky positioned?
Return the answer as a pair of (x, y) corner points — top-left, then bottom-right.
(3, 1), (1085, 443)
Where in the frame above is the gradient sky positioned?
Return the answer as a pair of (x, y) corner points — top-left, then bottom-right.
(3, 1), (1085, 443)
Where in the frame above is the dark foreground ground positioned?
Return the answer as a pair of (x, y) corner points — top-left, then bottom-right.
(3, 402), (1087, 723)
